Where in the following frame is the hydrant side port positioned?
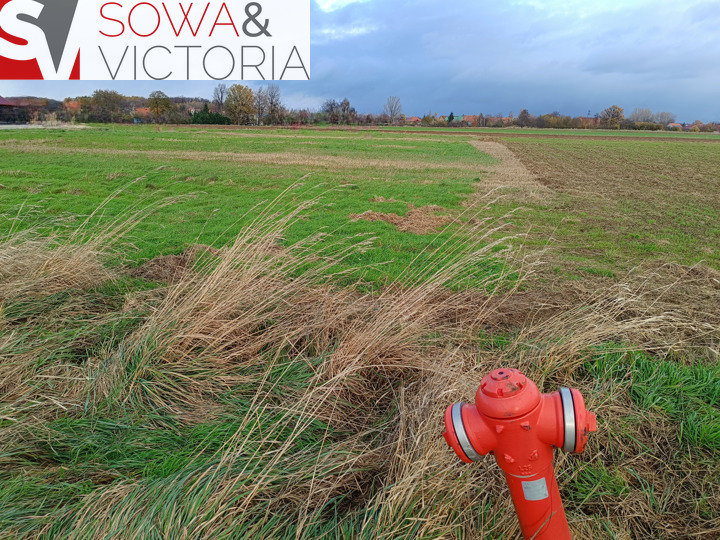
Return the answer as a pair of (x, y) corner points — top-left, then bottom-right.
(442, 368), (597, 540)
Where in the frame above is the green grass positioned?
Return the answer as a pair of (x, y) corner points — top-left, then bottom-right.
(570, 463), (630, 502)
(584, 348), (720, 451)
(0, 125), (498, 287)
(1, 124), (718, 538)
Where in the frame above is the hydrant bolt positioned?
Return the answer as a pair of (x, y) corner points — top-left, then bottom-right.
(442, 368), (597, 540)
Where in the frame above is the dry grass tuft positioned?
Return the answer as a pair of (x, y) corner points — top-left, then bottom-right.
(0, 234), (112, 301)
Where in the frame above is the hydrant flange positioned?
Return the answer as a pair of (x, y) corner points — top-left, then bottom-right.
(450, 402), (481, 462)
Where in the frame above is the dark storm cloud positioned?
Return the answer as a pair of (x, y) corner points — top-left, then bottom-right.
(285, 0), (718, 121)
(2, 0), (718, 121)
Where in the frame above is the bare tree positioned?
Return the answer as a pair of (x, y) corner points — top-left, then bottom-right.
(322, 99), (340, 124)
(255, 87), (268, 125)
(340, 98), (356, 124)
(382, 96), (402, 124)
(652, 111), (676, 125)
(266, 84), (285, 125)
(212, 83), (227, 113)
(629, 107), (653, 122)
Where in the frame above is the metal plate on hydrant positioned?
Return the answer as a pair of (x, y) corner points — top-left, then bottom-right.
(522, 478), (549, 501)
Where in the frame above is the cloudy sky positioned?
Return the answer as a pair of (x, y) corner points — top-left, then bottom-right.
(2, 0), (719, 121)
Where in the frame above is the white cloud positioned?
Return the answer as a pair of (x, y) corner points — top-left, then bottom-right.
(315, 0), (370, 13)
(281, 91), (326, 110)
(511, 0), (650, 17)
(314, 25), (376, 42)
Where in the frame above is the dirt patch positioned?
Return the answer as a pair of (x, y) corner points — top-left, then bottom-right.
(467, 140), (551, 203)
(351, 205), (452, 234)
(131, 254), (191, 283)
(130, 244), (220, 283)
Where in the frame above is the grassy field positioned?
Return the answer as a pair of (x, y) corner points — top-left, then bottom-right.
(0, 126), (504, 286)
(0, 125), (718, 539)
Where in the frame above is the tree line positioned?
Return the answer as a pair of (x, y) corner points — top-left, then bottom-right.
(2, 88), (407, 127)
(421, 106), (717, 131)
(2, 90), (717, 131)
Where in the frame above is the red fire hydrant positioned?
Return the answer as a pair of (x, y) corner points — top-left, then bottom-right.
(443, 368), (597, 539)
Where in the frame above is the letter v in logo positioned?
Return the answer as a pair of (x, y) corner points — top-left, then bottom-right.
(0, 0), (80, 79)
(28, 0), (79, 72)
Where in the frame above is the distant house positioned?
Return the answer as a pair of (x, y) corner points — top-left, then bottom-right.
(0, 95), (20, 122)
(406, 116), (421, 125)
(667, 122), (683, 130)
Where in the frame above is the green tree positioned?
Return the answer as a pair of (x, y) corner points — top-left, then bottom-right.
(225, 84), (256, 125)
(190, 102), (231, 125)
(148, 91), (173, 123)
(447, 112), (454, 123)
(90, 89), (124, 122)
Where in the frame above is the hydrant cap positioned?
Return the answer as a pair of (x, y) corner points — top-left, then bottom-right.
(476, 368), (541, 418)
(480, 368), (528, 398)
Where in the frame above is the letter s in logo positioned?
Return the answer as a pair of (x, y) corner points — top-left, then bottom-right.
(0, 0), (47, 61)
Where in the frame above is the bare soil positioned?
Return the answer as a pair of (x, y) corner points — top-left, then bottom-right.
(351, 205), (452, 234)
(130, 244), (220, 283)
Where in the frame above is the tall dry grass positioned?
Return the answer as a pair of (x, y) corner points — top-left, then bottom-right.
(0, 189), (718, 538)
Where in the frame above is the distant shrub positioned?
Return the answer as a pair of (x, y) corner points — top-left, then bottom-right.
(190, 103), (232, 125)
(632, 121), (663, 131)
(421, 113), (444, 127)
(620, 120), (663, 130)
